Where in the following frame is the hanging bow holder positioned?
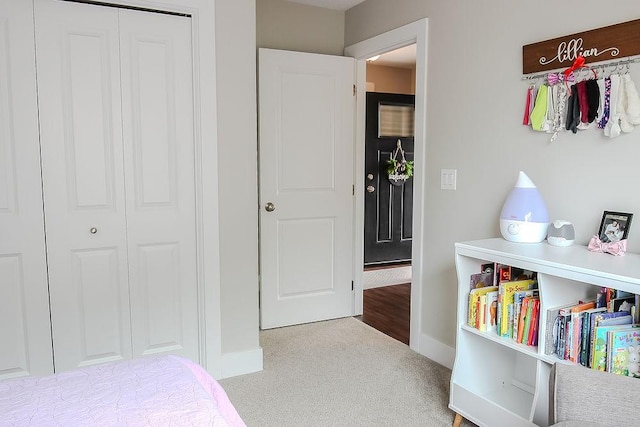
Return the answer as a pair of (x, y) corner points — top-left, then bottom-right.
(386, 139), (414, 186)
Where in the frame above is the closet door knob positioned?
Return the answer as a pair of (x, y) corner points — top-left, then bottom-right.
(265, 202), (275, 212)
(90, 227), (98, 234)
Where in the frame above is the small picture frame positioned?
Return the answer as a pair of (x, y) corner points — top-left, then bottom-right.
(598, 211), (633, 243)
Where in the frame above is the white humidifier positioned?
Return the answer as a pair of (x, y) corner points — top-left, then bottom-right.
(499, 171), (549, 243)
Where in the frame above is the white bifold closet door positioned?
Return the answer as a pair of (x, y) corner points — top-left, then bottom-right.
(35, 0), (198, 372)
(0, 0), (54, 380)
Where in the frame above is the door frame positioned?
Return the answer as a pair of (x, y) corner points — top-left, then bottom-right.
(345, 18), (428, 351)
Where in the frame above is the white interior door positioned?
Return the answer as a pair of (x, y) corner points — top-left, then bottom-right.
(258, 48), (355, 329)
(119, 9), (199, 362)
(35, 0), (132, 372)
(0, 0), (53, 379)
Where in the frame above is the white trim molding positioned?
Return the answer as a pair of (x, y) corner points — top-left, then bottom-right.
(219, 348), (264, 379)
(419, 333), (455, 370)
(344, 18), (429, 354)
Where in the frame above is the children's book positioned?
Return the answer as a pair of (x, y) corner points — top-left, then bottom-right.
(477, 294), (487, 330)
(512, 290), (537, 341)
(555, 314), (569, 359)
(611, 296), (636, 313)
(568, 300), (596, 363)
(604, 288), (616, 308)
(587, 310), (630, 365)
(591, 323), (635, 371)
(498, 279), (536, 337)
(522, 297), (538, 345)
(483, 290), (499, 333)
(556, 304), (578, 360)
(469, 272), (493, 290)
(494, 263), (509, 283)
(544, 303), (574, 355)
(580, 307), (606, 366)
(468, 286), (498, 328)
(529, 299), (541, 346)
(595, 290), (606, 309)
(607, 327), (640, 376)
(480, 263), (495, 284)
(517, 297), (531, 344)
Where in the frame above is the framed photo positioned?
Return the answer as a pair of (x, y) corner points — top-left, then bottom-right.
(598, 211), (633, 243)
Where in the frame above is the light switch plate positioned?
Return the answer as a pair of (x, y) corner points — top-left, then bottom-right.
(441, 169), (457, 190)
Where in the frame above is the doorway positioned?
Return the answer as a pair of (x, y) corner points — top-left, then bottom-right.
(359, 48), (415, 344)
(345, 18), (428, 352)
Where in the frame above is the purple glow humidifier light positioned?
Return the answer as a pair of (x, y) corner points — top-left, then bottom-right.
(499, 171), (549, 243)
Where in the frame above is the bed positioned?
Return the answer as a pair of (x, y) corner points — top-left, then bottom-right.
(0, 355), (246, 426)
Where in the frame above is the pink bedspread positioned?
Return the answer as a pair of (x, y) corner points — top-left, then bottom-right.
(0, 355), (246, 427)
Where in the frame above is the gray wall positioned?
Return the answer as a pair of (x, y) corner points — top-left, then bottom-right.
(347, 0), (640, 349)
(214, 0), (344, 364)
(215, 0), (345, 372)
(257, 0), (345, 55)
(215, 0), (260, 356)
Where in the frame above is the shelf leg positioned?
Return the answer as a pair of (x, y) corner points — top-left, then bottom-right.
(452, 412), (463, 427)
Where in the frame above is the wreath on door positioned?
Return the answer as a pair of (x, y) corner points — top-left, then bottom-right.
(386, 139), (414, 186)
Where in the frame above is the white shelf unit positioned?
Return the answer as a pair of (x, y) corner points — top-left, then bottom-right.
(449, 238), (640, 427)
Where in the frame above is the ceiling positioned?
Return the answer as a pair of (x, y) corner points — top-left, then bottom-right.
(284, 0), (416, 68)
(371, 44), (416, 68)
(285, 0), (366, 11)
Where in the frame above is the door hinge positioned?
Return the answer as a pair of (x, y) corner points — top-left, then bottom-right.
(352, 184), (355, 196)
(352, 281), (354, 291)
(353, 84), (356, 96)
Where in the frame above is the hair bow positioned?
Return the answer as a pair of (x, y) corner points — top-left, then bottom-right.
(564, 55), (586, 79)
(588, 235), (627, 256)
(547, 72), (575, 85)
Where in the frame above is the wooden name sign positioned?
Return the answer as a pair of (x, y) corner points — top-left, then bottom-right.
(522, 18), (640, 74)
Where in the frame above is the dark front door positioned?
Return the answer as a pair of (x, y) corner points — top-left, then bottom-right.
(364, 92), (415, 266)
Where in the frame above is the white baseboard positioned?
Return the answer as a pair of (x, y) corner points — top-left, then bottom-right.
(418, 332), (455, 370)
(219, 347), (263, 379)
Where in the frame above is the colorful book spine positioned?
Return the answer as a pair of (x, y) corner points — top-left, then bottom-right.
(581, 307), (606, 367)
(530, 299), (540, 346)
(568, 301), (595, 363)
(484, 290), (499, 333)
(523, 298), (535, 345)
(478, 294), (487, 331)
(517, 297), (530, 344)
(544, 303), (572, 355)
(468, 286), (498, 329)
(499, 279), (536, 338)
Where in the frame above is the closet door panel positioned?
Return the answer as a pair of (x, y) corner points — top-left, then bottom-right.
(120, 10), (199, 361)
(71, 248), (127, 359)
(0, 0), (53, 379)
(35, 0), (132, 372)
(65, 35), (116, 209)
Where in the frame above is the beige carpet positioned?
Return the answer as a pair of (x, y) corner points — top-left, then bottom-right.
(219, 317), (474, 427)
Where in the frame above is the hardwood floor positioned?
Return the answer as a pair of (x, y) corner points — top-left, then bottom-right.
(357, 283), (411, 345)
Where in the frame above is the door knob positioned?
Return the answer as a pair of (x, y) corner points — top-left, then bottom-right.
(90, 227), (98, 234)
(366, 185), (375, 193)
(265, 202), (276, 212)
(367, 173), (374, 180)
